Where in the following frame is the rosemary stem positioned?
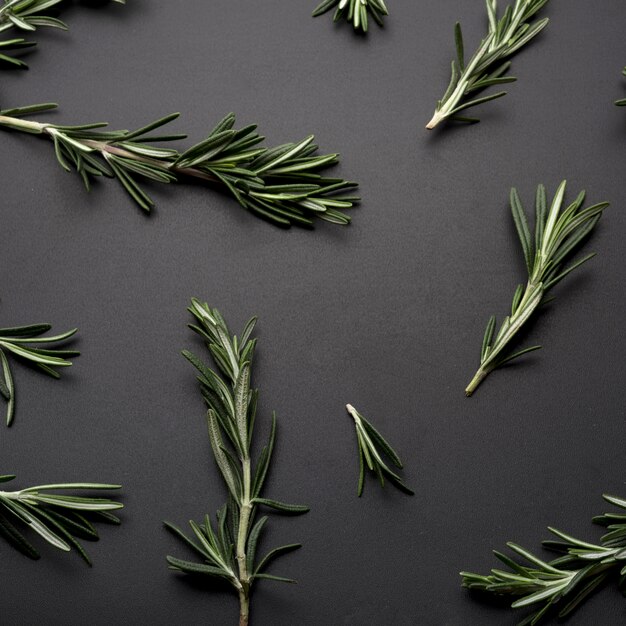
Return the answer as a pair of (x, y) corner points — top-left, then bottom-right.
(0, 115), (44, 133)
(465, 366), (492, 396)
(236, 457), (252, 624)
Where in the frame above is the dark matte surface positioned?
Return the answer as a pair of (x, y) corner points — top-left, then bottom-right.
(0, 1), (625, 624)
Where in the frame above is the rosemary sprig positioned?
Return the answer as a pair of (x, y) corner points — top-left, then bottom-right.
(312, 0), (389, 32)
(0, 103), (358, 228)
(0, 319), (79, 426)
(0, 0), (124, 69)
(426, 0), (550, 129)
(615, 67), (626, 106)
(166, 300), (309, 626)
(346, 404), (413, 497)
(466, 181), (607, 396)
(0, 474), (122, 564)
(461, 494), (626, 625)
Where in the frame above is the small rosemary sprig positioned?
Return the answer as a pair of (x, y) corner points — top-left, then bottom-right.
(312, 0), (389, 33)
(0, 474), (122, 564)
(166, 300), (309, 626)
(466, 181), (607, 396)
(0, 319), (79, 426)
(0, 0), (125, 69)
(616, 67), (626, 106)
(346, 404), (413, 497)
(426, 0), (549, 129)
(461, 494), (626, 625)
(0, 103), (358, 228)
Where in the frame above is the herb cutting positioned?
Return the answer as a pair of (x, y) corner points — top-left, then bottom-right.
(462, 494), (626, 624)
(0, 104), (358, 227)
(426, 0), (549, 129)
(346, 404), (413, 496)
(466, 181), (607, 396)
(166, 300), (309, 626)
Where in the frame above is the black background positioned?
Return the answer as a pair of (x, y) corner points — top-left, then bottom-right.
(1, 1), (625, 624)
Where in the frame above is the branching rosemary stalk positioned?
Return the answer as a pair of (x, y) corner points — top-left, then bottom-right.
(616, 67), (626, 106)
(0, 0), (124, 69)
(0, 103), (358, 227)
(312, 0), (389, 32)
(0, 319), (79, 426)
(0, 474), (122, 563)
(462, 494), (626, 625)
(346, 404), (413, 497)
(466, 182), (607, 396)
(166, 301), (309, 626)
(426, 0), (549, 129)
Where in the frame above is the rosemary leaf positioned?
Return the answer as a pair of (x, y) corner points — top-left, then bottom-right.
(0, 105), (359, 228)
(466, 182), (607, 396)
(426, 0), (550, 129)
(166, 301), (309, 626)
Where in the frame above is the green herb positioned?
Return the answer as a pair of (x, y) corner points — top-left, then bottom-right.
(615, 67), (626, 106)
(166, 300), (309, 626)
(0, 104), (358, 228)
(0, 474), (122, 563)
(346, 404), (413, 497)
(0, 320), (79, 426)
(461, 494), (626, 625)
(312, 0), (388, 32)
(426, 0), (549, 129)
(466, 181), (607, 396)
(0, 0), (125, 69)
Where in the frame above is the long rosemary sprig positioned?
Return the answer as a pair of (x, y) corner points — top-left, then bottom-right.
(426, 0), (549, 129)
(462, 494), (626, 625)
(466, 181), (607, 396)
(166, 301), (309, 626)
(346, 404), (413, 497)
(312, 0), (389, 32)
(0, 474), (122, 563)
(0, 103), (358, 227)
(616, 67), (626, 106)
(0, 0), (124, 69)
(0, 319), (79, 426)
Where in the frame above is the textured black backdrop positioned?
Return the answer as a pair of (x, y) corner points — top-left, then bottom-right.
(0, 1), (625, 624)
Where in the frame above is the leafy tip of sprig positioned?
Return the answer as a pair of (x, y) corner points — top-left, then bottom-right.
(312, 0), (389, 33)
(166, 301), (308, 626)
(0, 104), (359, 228)
(0, 320), (79, 426)
(426, 0), (550, 129)
(466, 181), (607, 396)
(461, 493), (626, 625)
(346, 404), (413, 497)
(0, 0), (125, 70)
(0, 475), (122, 564)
